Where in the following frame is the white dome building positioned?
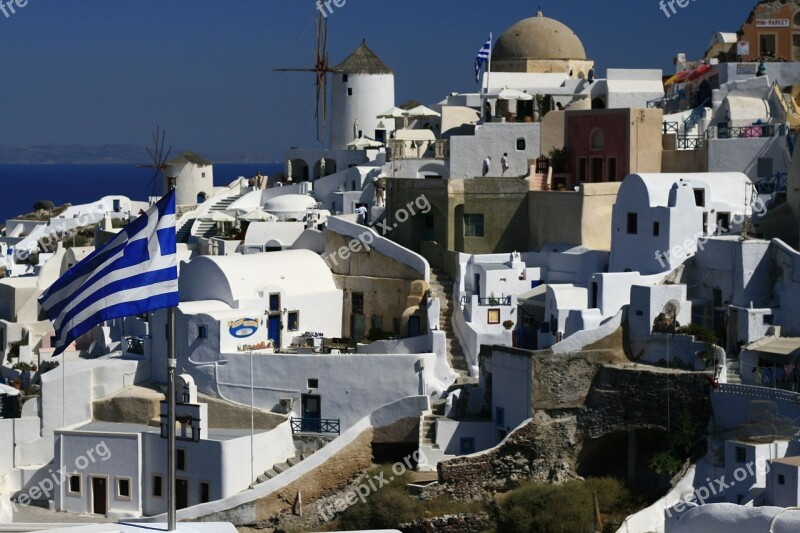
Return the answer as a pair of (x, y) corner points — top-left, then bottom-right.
(330, 40), (395, 150)
(262, 194), (318, 220)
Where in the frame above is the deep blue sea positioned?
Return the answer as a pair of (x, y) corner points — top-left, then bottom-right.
(0, 163), (283, 224)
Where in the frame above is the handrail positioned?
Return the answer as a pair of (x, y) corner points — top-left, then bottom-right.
(290, 417), (341, 434)
(683, 98), (709, 135)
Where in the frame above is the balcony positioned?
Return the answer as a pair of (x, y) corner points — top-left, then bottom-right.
(461, 295), (513, 306)
(387, 138), (448, 161)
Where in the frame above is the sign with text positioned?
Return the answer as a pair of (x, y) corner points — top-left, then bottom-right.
(737, 64), (758, 75)
(756, 18), (789, 28)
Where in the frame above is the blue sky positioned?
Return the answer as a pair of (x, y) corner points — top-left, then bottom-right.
(0, 0), (757, 159)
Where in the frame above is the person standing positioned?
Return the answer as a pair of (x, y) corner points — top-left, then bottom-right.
(501, 153), (509, 175)
(482, 156), (491, 177)
(355, 204), (368, 225)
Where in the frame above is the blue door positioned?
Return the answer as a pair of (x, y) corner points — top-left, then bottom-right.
(268, 315), (281, 347)
(301, 394), (321, 432)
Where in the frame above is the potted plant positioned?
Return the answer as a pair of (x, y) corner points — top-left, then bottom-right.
(503, 320), (514, 330)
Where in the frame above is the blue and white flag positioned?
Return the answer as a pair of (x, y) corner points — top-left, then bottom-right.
(475, 36), (491, 83)
(39, 190), (179, 357)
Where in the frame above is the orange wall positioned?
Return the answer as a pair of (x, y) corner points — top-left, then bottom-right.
(740, 4), (800, 61)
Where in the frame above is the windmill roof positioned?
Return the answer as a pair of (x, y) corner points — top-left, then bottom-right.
(333, 40), (393, 75)
(167, 151), (212, 167)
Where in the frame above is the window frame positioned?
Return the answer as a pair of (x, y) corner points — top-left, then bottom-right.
(116, 477), (132, 501)
(68, 474), (82, 496)
(177, 448), (187, 471)
(287, 311), (299, 332)
(152, 473), (164, 499)
(464, 214), (485, 237)
(627, 212), (638, 235)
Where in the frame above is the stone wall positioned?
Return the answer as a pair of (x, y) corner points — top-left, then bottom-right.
(438, 349), (712, 498)
(399, 513), (494, 533)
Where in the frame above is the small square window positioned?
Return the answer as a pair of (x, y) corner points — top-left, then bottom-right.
(488, 309), (501, 325)
(352, 293), (364, 314)
(779, 474), (786, 485)
(347, 88), (353, 96)
(735, 446), (746, 464)
(308, 378), (319, 389)
(177, 449), (186, 471)
(464, 214), (485, 237)
(201, 172), (206, 178)
(198, 326), (207, 339)
(152, 474), (163, 498)
(693, 189), (705, 207)
(342, 74), (348, 82)
(200, 481), (210, 503)
(516, 138), (526, 151)
(269, 294), (280, 312)
(627, 213), (638, 235)
(288, 311), (299, 331)
(653, 221), (660, 237)
(495, 406), (505, 427)
(68, 474), (81, 495)
(117, 477), (131, 500)
(460, 438), (475, 454)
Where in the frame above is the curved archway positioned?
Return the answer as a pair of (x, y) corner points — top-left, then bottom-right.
(794, 11), (800, 27)
(197, 192), (208, 204)
(591, 97), (606, 110)
(289, 159), (309, 182)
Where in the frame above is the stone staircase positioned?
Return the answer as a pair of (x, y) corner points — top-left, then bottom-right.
(255, 450), (315, 484)
(175, 217), (195, 244)
(726, 357), (742, 385)
(417, 399), (454, 472)
(429, 269), (469, 377)
(192, 191), (246, 239)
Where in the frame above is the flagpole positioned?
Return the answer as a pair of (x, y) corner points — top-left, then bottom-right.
(167, 177), (178, 532)
(487, 32), (493, 97)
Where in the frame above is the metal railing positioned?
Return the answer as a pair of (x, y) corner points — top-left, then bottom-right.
(125, 336), (148, 355)
(663, 122), (679, 135)
(711, 124), (777, 139)
(461, 295), (513, 306)
(291, 417), (340, 434)
(683, 98), (709, 135)
(677, 136), (706, 150)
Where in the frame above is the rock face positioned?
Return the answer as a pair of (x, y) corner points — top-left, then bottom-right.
(438, 350), (712, 498)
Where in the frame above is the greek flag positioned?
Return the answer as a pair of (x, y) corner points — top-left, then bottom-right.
(39, 190), (179, 357)
(475, 36), (491, 83)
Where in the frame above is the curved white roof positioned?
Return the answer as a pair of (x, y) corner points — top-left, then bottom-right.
(262, 194), (317, 214)
(624, 173), (752, 208)
(179, 249), (337, 306)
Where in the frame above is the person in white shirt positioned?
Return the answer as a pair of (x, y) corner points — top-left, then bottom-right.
(482, 156), (491, 177)
(501, 153), (509, 175)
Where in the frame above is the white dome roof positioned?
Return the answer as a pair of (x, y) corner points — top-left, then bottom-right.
(262, 194), (317, 213)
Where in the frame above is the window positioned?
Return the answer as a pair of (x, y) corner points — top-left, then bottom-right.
(201, 172), (206, 178)
(590, 128), (605, 150)
(116, 478), (131, 500)
(577, 157), (587, 182)
(516, 138), (526, 151)
(307, 378), (319, 389)
(779, 474), (786, 485)
(495, 406), (505, 427)
(177, 449), (186, 471)
(717, 212), (731, 233)
(68, 474), (81, 495)
(347, 88), (353, 96)
(758, 157), (773, 178)
(152, 474), (163, 498)
(371, 314), (383, 333)
(760, 34), (777, 57)
(197, 326), (207, 339)
(460, 438), (476, 454)
(488, 309), (501, 325)
(464, 214), (485, 237)
(342, 74), (348, 82)
(607, 157), (617, 181)
(200, 481), (211, 503)
(735, 446), (746, 464)
(795, 11), (800, 27)
(287, 311), (299, 331)
(269, 294), (280, 312)
(653, 221), (660, 237)
(352, 292), (364, 314)
(627, 213), (638, 235)
(693, 189), (705, 207)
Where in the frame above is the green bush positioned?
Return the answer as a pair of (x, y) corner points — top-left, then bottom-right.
(496, 477), (638, 533)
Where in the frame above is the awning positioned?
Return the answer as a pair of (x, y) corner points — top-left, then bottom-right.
(746, 336), (800, 356)
(404, 105), (441, 118)
(487, 87), (534, 101)
(394, 129), (437, 142)
(689, 63), (712, 81)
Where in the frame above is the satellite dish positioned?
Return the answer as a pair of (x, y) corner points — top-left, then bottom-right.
(664, 300), (681, 318)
